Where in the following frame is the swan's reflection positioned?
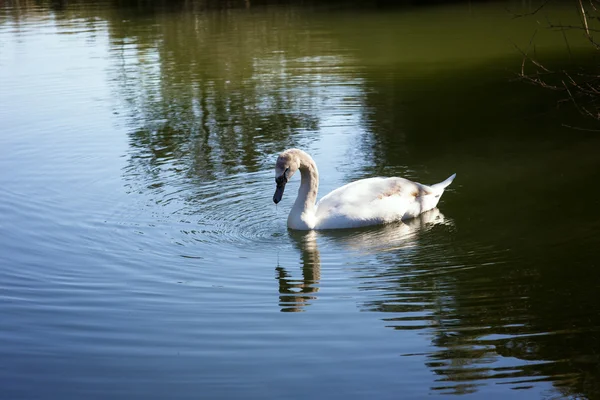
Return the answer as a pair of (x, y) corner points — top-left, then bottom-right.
(277, 230), (321, 312)
(323, 208), (448, 255)
(276, 209), (448, 312)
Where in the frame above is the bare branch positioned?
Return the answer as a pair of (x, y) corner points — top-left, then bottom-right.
(547, 23), (600, 33)
(512, 41), (552, 73)
(563, 80), (588, 116)
(508, 0), (553, 19)
(579, 0), (591, 36)
(513, 0), (600, 121)
(561, 123), (600, 131)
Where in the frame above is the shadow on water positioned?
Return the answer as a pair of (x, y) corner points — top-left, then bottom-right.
(355, 65), (600, 395)
(358, 230), (600, 396)
(358, 67), (600, 396)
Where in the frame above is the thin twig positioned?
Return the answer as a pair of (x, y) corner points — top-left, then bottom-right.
(512, 41), (552, 73)
(547, 23), (600, 32)
(579, 0), (591, 36)
(509, 0), (553, 19)
(561, 123), (600, 131)
(512, 0), (600, 121)
(563, 80), (587, 115)
(557, 21), (573, 58)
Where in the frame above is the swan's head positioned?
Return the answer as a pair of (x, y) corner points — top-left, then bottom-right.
(273, 150), (300, 204)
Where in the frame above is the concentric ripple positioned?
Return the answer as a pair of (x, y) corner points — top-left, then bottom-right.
(120, 168), (292, 249)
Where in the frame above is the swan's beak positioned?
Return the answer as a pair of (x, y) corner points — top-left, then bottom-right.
(273, 183), (285, 204)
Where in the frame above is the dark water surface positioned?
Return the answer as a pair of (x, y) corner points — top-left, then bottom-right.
(2, 1), (600, 398)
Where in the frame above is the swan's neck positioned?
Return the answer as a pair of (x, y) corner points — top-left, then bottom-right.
(288, 153), (319, 230)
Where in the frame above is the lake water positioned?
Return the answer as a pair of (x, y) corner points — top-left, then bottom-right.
(2, 1), (600, 399)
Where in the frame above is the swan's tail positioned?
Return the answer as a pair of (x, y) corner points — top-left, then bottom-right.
(430, 173), (456, 194)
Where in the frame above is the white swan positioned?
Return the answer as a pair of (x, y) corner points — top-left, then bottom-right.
(272, 148), (456, 230)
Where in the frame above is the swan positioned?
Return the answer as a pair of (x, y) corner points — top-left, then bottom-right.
(272, 148), (456, 230)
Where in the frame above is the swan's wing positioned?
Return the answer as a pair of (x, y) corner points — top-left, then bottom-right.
(317, 177), (431, 206)
(315, 177), (434, 228)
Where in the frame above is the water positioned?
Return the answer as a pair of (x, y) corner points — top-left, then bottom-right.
(1, 1), (600, 398)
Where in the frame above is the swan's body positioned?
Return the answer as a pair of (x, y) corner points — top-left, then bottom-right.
(273, 149), (455, 231)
